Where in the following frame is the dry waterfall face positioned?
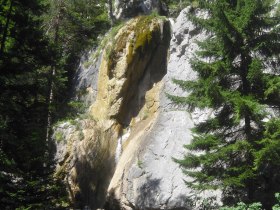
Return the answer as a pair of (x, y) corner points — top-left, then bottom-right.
(53, 6), (218, 210)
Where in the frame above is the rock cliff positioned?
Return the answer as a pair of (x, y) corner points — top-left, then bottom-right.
(105, 7), (220, 210)
(53, 7), (218, 210)
(53, 1), (280, 209)
(54, 15), (172, 209)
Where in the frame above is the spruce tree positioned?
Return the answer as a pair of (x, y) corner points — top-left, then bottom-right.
(43, 0), (110, 122)
(0, 0), (110, 208)
(169, 0), (280, 208)
(0, 0), (68, 208)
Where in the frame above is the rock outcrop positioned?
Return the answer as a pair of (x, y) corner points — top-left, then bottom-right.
(54, 1), (279, 209)
(71, 51), (102, 107)
(113, 0), (168, 19)
(55, 7), (219, 210)
(105, 7), (219, 210)
(53, 15), (171, 209)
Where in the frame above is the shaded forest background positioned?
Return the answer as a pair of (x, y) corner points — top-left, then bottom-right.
(0, 0), (110, 208)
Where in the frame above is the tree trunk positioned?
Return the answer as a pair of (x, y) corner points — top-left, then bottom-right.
(240, 53), (252, 140)
(108, 0), (115, 25)
(45, 2), (62, 144)
(45, 68), (56, 143)
(0, 0), (13, 55)
(241, 53), (254, 201)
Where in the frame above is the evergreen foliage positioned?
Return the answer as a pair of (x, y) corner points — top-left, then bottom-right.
(163, 0), (193, 16)
(220, 193), (280, 210)
(0, 0), (109, 208)
(0, 0), (69, 208)
(43, 0), (110, 121)
(169, 0), (280, 208)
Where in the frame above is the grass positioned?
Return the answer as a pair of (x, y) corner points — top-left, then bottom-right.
(96, 21), (125, 60)
(55, 131), (64, 142)
(137, 158), (144, 169)
(83, 60), (92, 69)
(78, 131), (85, 141)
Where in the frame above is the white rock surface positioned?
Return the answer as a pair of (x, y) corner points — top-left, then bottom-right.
(72, 50), (102, 107)
(114, 0), (167, 19)
(107, 7), (218, 210)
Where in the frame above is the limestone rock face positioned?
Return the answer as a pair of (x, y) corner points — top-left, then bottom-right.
(71, 52), (102, 107)
(54, 8), (218, 210)
(53, 16), (171, 210)
(106, 8), (209, 210)
(55, 2), (278, 209)
(90, 16), (170, 124)
(114, 0), (167, 19)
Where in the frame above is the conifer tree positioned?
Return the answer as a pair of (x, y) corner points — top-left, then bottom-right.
(0, 0), (110, 208)
(169, 0), (280, 208)
(0, 0), (68, 208)
(43, 0), (109, 122)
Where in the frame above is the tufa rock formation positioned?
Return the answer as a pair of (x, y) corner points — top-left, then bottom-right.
(105, 7), (220, 210)
(54, 1), (279, 209)
(54, 15), (171, 209)
(53, 6), (222, 209)
(54, 7), (220, 209)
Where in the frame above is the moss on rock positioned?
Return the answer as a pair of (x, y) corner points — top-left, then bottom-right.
(133, 16), (161, 54)
(106, 15), (164, 73)
(55, 14), (171, 209)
